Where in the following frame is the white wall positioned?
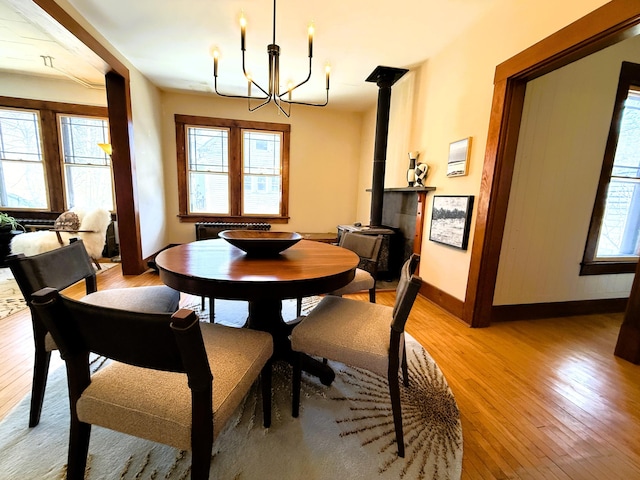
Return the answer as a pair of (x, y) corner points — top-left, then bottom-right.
(127, 71), (168, 258)
(0, 72), (106, 105)
(493, 35), (640, 305)
(160, 92), (363, 244)
(358, 0), (612, 301)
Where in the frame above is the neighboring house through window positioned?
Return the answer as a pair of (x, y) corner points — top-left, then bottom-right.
(582, 62), (640, 275)
(175, 114), (290, 223)
(0, 97), (113, 215)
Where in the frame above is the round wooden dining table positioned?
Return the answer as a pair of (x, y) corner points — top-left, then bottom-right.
(154, 238), (359, 384)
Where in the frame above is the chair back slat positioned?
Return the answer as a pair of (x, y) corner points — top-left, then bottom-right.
(391, 254), (422, 332)
(7, 240), (96, 299)
(31, 288), (208, 376)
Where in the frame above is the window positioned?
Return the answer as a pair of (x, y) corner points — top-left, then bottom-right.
(175, 115), (290, 223)
(0, 97), (111, 216)
(60, 115), (113, 210)
(0, 109), (48, 209)
(582, 62), (640, 275)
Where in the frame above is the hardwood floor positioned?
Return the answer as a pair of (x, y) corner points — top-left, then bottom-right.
(1, 265), (639, 479)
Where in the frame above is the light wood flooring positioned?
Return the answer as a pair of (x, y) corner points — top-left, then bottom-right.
(1, 265), (639, 479)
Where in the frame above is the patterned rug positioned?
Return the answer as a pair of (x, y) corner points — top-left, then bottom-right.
(0, 299), (463, 479)
(0, 263), (118, 320)
(0, 268), (28, 319)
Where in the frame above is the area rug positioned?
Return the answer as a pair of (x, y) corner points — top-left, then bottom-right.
(0, 303), (463, 480)
(0, 263), (119, 321)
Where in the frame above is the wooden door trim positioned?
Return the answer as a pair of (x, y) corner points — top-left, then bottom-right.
(465, 0), (640, 327)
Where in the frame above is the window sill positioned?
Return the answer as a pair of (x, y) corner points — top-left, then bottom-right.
(580, 261), (638, 275)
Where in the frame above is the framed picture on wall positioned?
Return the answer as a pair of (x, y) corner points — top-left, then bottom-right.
(446, 137), (472, 177)
(429, 195), (474, 250)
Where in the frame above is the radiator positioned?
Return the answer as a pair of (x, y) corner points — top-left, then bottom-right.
(195, 222), (271, 240)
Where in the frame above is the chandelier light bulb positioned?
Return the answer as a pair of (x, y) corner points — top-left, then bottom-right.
(240, 14), (247, 50)
(211, 48), (220, 76)
(308, 24), (314, 57)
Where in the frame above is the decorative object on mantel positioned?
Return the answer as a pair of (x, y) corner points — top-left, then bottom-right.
(429, 195), (475, 250)
(446, 137), (472, 177)
(415, 162), (429, 186)
(211, 0), (330, 117)
(407, 151), (420, 186)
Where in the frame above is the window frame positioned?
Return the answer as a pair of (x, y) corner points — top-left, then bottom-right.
(175, 114), (291, 223)
(581, 61), (640, 275)
(0, 96), (109, 217)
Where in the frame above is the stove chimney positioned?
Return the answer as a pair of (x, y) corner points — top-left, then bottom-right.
(365, 66), (408, 227)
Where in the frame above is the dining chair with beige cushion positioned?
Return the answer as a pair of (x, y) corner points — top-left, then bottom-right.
(296, 232), (383, 316)
(290, 254), (421, 457)
(31, 288), (273, 480)
(7, 239), (181, 427)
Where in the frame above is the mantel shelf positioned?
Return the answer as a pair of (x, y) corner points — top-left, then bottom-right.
(366, 186), (436, 193)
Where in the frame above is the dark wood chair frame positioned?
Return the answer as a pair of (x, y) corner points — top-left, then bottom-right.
(7, 239), (97, 427)
(31, 288), (272, 480)
(292, 254), (421, 457)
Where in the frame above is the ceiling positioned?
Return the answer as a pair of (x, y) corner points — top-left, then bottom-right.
(0, 0), (106, 88)
(1, 0), (499, 111)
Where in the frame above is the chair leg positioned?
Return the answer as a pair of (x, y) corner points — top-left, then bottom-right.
(261, 362), (272, 428)
(67, 418), (91, 480)
(208, 297), (215, 323)
(191, 425), (212, 480)
(30, 320), (51, 427)
(388, 371), (405, 458)
(296, 297), (302, 317)
(369, 286), (376, 303)
(29, 346), (51, 427)
(191, 450), (211, 480)
(401, 344), (409, 387)
(292, 353), (302, 418)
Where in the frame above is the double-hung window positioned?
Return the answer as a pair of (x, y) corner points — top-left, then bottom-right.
(582, 62), (640, 275)
(175, 115), (290, 222)
(0, 108), (48, 209)
(0, 97), (112, 215)
(59, 115), (113, 210)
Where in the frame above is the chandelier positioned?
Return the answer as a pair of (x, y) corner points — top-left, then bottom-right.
(211, 0), (330, 117)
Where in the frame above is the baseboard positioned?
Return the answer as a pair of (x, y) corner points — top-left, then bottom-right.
(418, 281), (628, 325)
(491, 297), (628, 322)
(419, 282), (465, 320)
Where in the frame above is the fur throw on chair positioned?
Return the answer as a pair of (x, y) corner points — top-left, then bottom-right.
(11, 208), (111, 261)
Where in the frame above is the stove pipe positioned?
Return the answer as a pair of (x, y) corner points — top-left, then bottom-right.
(365, 66), (408, 227)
